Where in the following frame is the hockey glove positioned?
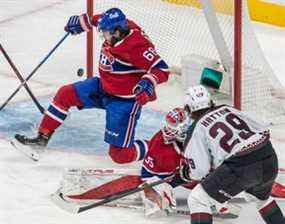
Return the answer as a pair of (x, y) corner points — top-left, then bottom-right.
(179, 163), (193, 182)
(65, 14), (92, 35)
(133, 78), (156, 106)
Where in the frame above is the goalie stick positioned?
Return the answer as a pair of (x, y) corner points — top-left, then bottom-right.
(51, 168), (242, 219)
(95, 200), (241, 219)
(51, 187), (241, 219)
(51, 174), (175, 214)
(51, 190), (241, 219)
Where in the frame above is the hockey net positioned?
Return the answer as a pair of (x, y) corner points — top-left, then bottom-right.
(88, 0), (285, 124)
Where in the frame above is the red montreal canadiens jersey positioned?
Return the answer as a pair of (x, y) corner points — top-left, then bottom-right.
(92, 16), (169, 97)
(142, 131), (183, 176)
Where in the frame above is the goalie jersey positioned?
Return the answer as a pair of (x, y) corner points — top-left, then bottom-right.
(141, 130), (183, 179)
(184, 105), (270, 181)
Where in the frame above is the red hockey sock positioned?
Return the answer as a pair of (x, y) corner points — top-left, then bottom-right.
(39, 84), (82, 135)
(109, 145), (138, 164)
(108, 140), (149, 164)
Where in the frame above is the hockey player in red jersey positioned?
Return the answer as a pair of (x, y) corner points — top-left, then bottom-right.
(178, 85), (285, 224)
(14, 8), (169, 164)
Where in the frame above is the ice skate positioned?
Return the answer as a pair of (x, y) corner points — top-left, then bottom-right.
(10, 133), (51, 161)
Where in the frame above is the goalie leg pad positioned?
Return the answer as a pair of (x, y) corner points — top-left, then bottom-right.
(59, 168), (143, 203)
(67, 175), (143, 200)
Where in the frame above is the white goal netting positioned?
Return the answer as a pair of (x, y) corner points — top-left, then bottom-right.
(92, 0), (285, 124)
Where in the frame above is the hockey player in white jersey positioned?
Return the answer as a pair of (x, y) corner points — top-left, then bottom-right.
(178, 85), (285, 224)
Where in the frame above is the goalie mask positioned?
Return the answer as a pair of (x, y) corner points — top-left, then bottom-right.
(162, 108), (191, 144)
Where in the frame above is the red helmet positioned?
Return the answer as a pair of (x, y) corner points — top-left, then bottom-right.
(162, 107), (191, 144)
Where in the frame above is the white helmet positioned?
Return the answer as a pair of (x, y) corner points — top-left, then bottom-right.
(162, 107), (191, 144)
(184, 85), (211, 112)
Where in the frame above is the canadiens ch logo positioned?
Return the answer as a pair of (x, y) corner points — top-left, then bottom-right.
(99, 48), (114, 71)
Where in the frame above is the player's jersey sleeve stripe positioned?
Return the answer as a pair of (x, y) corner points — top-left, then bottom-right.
(111, 59), (147, 74)
(141, 166), (173, 180)
(148, 59), (170, 84)
(114, 94), (136, 98)
(115, 58), (132, 66)
(111, 69), (146, 74)
(150, 59), (169, 71)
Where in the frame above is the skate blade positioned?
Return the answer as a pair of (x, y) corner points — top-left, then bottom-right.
(10, 138), (40, 161)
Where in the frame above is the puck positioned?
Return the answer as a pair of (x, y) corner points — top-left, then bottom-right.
(77, 68), (84, 77)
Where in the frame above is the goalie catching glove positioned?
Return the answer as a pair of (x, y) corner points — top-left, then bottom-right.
(65, 14), (92, 35)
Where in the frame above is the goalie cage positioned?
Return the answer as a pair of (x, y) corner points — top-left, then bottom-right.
(85, 0), (285, 125)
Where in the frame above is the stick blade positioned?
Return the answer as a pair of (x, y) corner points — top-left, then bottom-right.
(50, 190), (81, 214)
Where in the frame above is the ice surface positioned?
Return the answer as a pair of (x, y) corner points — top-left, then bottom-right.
(0, 1), (284, 224)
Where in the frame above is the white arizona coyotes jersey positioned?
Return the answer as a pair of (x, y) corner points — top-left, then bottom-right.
(184, 105), (270, 181)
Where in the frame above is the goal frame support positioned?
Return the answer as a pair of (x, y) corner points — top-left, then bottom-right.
(234, 0), (242, 110)
(87, 0), (94, 78)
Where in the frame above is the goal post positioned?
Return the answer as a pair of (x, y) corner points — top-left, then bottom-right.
(86, 0), (285, 123)
(234, 0), (242, 110)
(87, 0), (94, 78)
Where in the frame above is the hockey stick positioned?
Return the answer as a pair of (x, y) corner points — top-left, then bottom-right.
(51, 174), (175, 214)
(0, 32), (70, 111)
(0, 43), (45, 114)
(96, 200), (241, 219)
(51, 188), (241, 219)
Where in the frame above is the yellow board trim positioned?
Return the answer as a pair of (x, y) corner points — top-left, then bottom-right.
(162, 0), (233, 15)
(163, 0), (285, 28)
(248, 0), (285, 28)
